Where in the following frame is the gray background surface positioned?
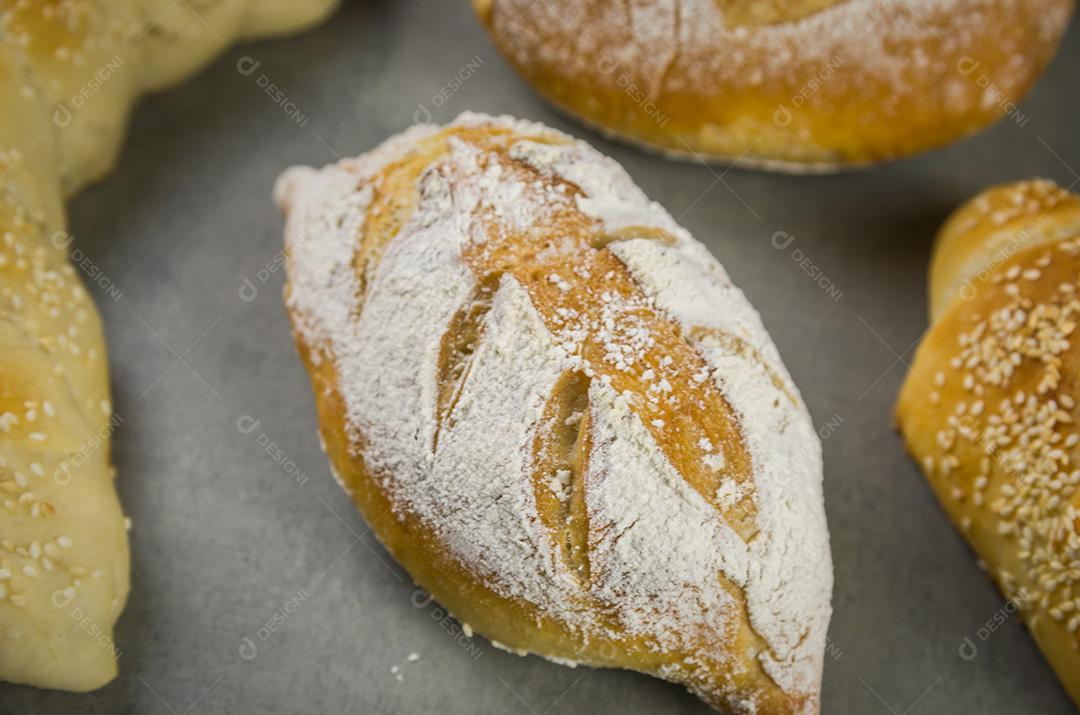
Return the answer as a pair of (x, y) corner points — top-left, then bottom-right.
(4, 2), (1079, 713)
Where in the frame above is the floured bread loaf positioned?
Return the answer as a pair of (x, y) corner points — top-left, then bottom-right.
(276, 113), (833, 714)
(472, 0), (1074, 171)
(0, 0), (337, 692)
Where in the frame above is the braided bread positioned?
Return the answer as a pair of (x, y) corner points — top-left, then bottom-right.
(277, 113), (833, 714)
(898, 180), (1080, 707)
(472, 0), (1074, 171)
(0, 0), (336, 692)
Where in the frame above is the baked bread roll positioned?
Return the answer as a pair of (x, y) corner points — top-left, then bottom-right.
(472, 0), (1075, 171)
(0, 0), (337, 692)
(897, 179), (1080, 707)
(277, 112), (833, 714)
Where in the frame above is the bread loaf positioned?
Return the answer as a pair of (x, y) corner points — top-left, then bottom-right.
(0, 0), (337, 692)
(898, 179), (1080, 708)
(277, 113), (833, 714)
(473, 0), (1074, 171)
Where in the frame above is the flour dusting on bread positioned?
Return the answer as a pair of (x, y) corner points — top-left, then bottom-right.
(488, 0), (1068, 108)
(476, 0), (1073, 168)
(278, 113), (832, 713)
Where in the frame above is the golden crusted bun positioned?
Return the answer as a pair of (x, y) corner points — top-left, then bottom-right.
(472, 0), (1075, 171)
(898, 180), (1080, 707)
(0, 0), (337, 692)
(929, 180), (1080, 320)
(277, 113), (832, 714)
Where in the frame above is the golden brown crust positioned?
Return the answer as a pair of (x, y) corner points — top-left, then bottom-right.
(898, 180), (1080, 708)
(719, 0), (847, 27)
(281, 116), (829, 714)
(929, 180), (1080, 321)
(473, 0), (1074, 170)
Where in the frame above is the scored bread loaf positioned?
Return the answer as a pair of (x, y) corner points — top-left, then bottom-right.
(897, 180), (1080, 707)
(276, 113), (833, 714)
(0, 0), (337, 692)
